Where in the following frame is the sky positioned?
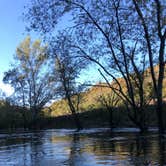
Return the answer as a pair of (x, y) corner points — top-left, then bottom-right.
(0, 0), (27, 71)
(0, 0), (103, 96)
(0, 0), (40, 96)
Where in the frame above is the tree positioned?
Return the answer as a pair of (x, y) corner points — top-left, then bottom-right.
(25, 0), (165, 132)
(3, 68), (26, 107)
(49, 33), (87, 130)
(96, 90), (119, 129)
(132, 0), (166, 134)
(3, 37), (57, 127)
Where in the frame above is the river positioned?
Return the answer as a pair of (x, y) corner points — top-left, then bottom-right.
(0, 128), (165, 166)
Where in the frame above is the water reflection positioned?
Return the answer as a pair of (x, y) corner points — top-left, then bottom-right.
(0, 129), (165, 165)
(158, 137), (166, 166)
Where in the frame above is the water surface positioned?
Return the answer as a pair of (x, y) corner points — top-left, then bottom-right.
(0, 128), (165, 166)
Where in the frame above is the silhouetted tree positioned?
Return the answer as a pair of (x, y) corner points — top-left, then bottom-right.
(132, 0), (166, 134)
(25, 0), (165, 132)
(49, 33), (87, 130)
(96, 91), (119, 129)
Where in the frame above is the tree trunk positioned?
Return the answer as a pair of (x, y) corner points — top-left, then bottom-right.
(156, 96), (164, 134)
(156, 35), (165, 134)
(67, 97), (83, 131)
(108, 107), (114, 129)
(31, 107), (39, 129)
(22, 110), (27, 129)
(72, 112), (83, 131)
(127, 108), (147, 133)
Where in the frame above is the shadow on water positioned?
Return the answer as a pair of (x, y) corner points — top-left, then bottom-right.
(0, 128), (165, 165)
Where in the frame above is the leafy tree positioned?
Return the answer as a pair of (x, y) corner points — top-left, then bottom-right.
(3, 37), (57, 126)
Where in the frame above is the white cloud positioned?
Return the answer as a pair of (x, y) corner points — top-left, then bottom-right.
(0, 81), (14, 97)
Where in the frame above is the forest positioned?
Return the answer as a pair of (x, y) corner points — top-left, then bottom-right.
(0, 0), (165, 134)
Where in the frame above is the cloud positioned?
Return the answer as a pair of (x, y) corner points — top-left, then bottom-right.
(0, 81), (14, 97)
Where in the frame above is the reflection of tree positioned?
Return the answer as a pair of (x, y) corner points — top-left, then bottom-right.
(67, 133), (81, 166)
(29, 132), (45, 165)
(89, 133), (116, 156)
(128, 133), (166, 166)
(128, 133), (151, 165)
(158, 136), (166, 166)
(50, 133), (83, 165)
(79, 131), (166, 165)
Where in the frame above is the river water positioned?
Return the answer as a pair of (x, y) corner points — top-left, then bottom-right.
(0, 128), (165, 166)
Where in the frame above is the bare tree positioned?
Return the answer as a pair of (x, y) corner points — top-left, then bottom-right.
(25, 0), (165, 132)
(49, 33), (87, 130)
(96, 90), (119, 129)
(132, 0), (166, 133)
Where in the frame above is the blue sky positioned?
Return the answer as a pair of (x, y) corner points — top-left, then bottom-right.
(0, 0), (27, 71)
(0, 0), (37, 95)
(0, 0), (103, 96)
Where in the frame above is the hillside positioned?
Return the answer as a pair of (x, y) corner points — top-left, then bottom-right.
(45, 65), (166, 117)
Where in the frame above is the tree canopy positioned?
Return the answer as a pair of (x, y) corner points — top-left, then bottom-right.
(3, 37), (57, 113)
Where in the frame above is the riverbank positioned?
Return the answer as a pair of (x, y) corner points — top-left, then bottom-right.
(39, 108), (158, 129)
(0, 104), (164, 130)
